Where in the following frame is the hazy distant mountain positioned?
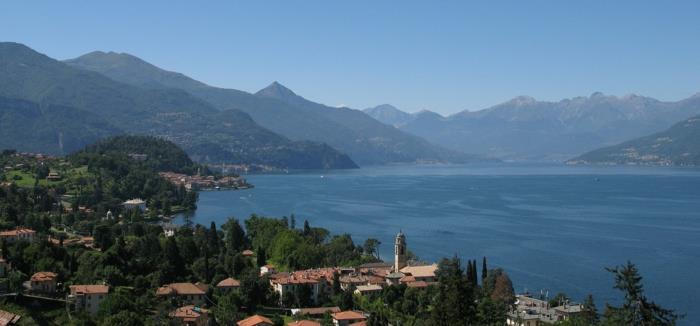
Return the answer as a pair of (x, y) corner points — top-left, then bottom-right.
(363, 104), (414, 127)
(66, 51), (480, 165)
(0, 42), (357, 169)
(366, 93), (700, 161)
(570, 115), (700, 166)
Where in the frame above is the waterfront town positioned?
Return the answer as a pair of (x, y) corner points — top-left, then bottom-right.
(158, 172), (251, 192)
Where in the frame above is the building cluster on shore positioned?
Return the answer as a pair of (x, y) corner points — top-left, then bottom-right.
(158, 171), (250, 191)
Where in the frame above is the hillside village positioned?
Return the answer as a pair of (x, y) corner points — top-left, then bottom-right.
(0, 222), (589, 326)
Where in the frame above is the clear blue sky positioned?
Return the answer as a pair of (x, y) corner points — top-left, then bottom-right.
(2, 1), (699, 115)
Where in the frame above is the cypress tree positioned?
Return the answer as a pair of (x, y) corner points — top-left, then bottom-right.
(256, 246), (267, 268)
(466, 260), (473, 284)
(482, 256), (488, 285)
(303, 220), (311, 236)
(209, 222), (219, 254)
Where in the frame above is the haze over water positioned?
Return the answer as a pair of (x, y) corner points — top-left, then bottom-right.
(180, 163), (700, 325)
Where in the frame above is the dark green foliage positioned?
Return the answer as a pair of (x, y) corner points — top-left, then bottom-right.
(256, 246), (267, 268)
(582, 294), (600, 325)
(430, 257), (477, 325)
(212, 291), (245, 324)
(80, 135), (202, 174)
(68, 140), (198, 212)
(603, 261), (681, 325)
(363, 238), (381, 260)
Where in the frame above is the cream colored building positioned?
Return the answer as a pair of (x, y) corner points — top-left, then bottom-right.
(69, 285), (110, 315)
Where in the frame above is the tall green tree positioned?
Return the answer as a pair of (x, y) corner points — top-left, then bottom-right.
(430, 256), (477, 325)
(603, 261), (681, 325)
(223, 218), (246, 253)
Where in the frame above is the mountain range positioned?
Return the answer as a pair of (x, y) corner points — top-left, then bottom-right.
(65, 51), (476, 165)
(364, 93), (700, 161)
(0, 42), (360, 169)
(569, 115), (700, 166)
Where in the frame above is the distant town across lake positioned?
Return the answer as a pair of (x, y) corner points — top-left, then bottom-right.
(178, 163), (700, 325)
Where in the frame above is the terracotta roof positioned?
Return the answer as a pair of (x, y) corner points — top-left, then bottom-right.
(0, 228), (35, 237)
(70, 284), (109, 295)
(0, 309), (20, 326)
(156, 283), (206, 296)
(271, 267), (338, 285)
(272, 277), (319, 285)
(297, 306), (341, 316)
(400, 264), (438, 278)
(288, 321), (320, 326)
(242, 249), (254, 256)
(340, 274), (384, 285)
(170, 305), (208, 320)
(332, 311), (366, 321)
(237, 314), (273, 326)
(30, 272), (57, 282)
(217, 277), (241, 288)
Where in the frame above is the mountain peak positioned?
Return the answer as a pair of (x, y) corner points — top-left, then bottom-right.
(68, 50), (149, 68)
(255, 81), (298, 99)
(504, 95), (537, 106)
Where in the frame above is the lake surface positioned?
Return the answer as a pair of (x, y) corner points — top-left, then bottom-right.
(179, 163), (700, 324)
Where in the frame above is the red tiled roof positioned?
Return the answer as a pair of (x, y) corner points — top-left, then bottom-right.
(242, 249), (254, 256)
(156, 283), (206, 296)
(170, 305), (208, 320)
(0, 309), (20, 326)
(400, 264), (438, 278)
(272, 277), (319, 285)
(0, 228), (35, 237)
(332, 311), (366, 321)
(217, 277), (241, 288)
(69, 284), (109, 295)
(237, 314), (273, 326)
(30, 272), (57, 282)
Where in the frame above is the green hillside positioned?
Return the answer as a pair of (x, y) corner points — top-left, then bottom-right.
(0, 42), (357, 170)
(0, 96), (121, 155)
(570, 116), (700, 166)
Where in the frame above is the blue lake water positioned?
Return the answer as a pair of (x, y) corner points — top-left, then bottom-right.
(179, 163), (700, 324)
